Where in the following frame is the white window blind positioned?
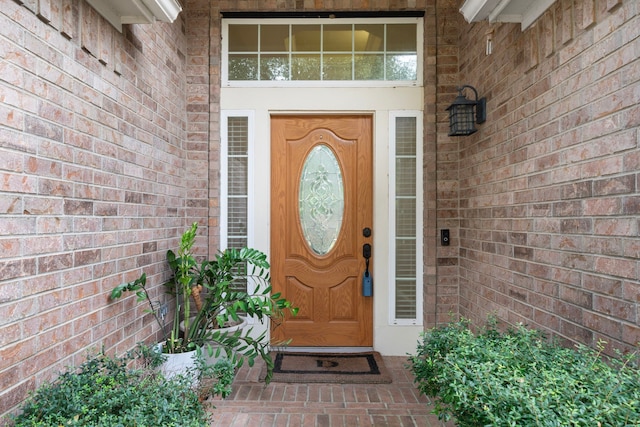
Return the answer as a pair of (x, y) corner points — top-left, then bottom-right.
(224, 116), (249, 250)
(222, 113), (256, 295)
(390, 113), (423, 324)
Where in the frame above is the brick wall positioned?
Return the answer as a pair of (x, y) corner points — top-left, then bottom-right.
(434, 0), (462, 324)
(423, 0), (440, 326)
(0, 0), (192, 419)
(2, 0), (636, 419)
(184, 0), (211, 250)
(454, 0), (639, 354)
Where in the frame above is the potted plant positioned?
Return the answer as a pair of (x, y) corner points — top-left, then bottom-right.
(111, 222), (297, 384)
(173, 243), (298, 383)
(111, 223), (202, 379)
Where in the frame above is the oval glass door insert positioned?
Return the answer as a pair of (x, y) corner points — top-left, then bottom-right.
(299, 144), (344, 255)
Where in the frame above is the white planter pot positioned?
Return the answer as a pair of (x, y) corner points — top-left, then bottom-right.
(205, 316), (248, 365)
(180, 315), (248, 365)
(154, 343), (199, 381)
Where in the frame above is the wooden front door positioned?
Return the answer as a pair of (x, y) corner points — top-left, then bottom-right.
(271, 115), (373, 347)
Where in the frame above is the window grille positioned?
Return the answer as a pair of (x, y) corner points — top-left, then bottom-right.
(223, 19), (421, 84)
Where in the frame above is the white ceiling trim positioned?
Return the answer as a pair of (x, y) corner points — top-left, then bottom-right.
(86, 0), (182, 32)
(460, 0), (556, 30)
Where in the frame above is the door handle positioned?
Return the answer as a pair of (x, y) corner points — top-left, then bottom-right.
(362, 243), (372, 296)
(363, 243), (371, 259)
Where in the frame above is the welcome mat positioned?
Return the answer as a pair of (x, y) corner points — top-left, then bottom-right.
(265, 352), (392, 384)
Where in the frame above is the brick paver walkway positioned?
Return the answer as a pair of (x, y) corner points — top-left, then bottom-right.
(207, 356), (454, 426)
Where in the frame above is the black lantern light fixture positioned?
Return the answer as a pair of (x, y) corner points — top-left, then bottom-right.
(446, 85), (486, 136)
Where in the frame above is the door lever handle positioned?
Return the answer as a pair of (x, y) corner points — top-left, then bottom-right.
(363, 243), (371, 259)
(362, 243), (372, 296)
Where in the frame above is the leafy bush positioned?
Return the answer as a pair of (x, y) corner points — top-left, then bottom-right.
(12, 346), (213, 427)
(409, 319), (640, 426)
(195, 355), (235, 400)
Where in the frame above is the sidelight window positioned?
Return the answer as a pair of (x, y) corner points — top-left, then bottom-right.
(389, 112), (423, 324)
(221, 112), (253, 250)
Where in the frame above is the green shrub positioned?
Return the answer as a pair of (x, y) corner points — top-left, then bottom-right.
(409, 319), (640, 426)
(195, 355), (235, 400)
(12, 347), (211, 427)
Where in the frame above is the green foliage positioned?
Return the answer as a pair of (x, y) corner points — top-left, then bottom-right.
(180, 246), (298, 384)
(111, 223), (298, 383)
(111, 273), (168, 343)
(409, 319), (640, 427)
(12, 347), (209, 427)
(195, 356), (236, 400)
(165, 221), (200, 354)
(111, 223), (201, 354)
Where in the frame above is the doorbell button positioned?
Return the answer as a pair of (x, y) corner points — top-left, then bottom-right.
(441, 229), (450, 246)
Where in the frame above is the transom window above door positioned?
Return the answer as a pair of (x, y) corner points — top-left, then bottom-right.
(222, 18), (423, 86)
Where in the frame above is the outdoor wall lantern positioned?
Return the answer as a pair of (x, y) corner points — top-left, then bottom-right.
(446, 85), (486, 136)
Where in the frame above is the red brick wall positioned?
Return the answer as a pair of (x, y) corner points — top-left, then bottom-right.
(184, 0), (211, 248)
(434, 0), (462, 324)
(454, 0), (639, 354)
(0, 0), (193, 419)
(2, 0), (637, 420)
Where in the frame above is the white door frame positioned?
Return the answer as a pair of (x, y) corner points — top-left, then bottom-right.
(220, 86), (422, 355)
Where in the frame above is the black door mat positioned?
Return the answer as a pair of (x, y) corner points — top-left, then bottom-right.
(264, 352), (392, 384)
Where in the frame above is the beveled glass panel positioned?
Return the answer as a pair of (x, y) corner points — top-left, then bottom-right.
(396, 158), (416, 195)
(354, 24), (384, 51)
(354, 54), (384, 80)
(227, 237), (246, 250)
(395, 117), (417, 155)
(386, 54), (417, 80)
(386, 24), (417, 52)
(299, 145), (344, 255)
(228, 157), (248, 195)
(291, 54), (320, 80)
(260, 55), (290, 81)
(395, 198), (416, 235)
(291, 25), (321, 51)
(229, 25), (258, 52)
(228, 198), (247, 234)
(395, 278), (417, 319)
(228, 55), (258, 80)
(260, 25), (289, 51)
(227, 117), (248, 154)
(323, 24), (352, 51)
(396, 240), (416, 276)
(323, 54), (352, 80)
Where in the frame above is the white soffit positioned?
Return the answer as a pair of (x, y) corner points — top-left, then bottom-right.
(86, 0), (182, 32)
(460, 0), (556, 30)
